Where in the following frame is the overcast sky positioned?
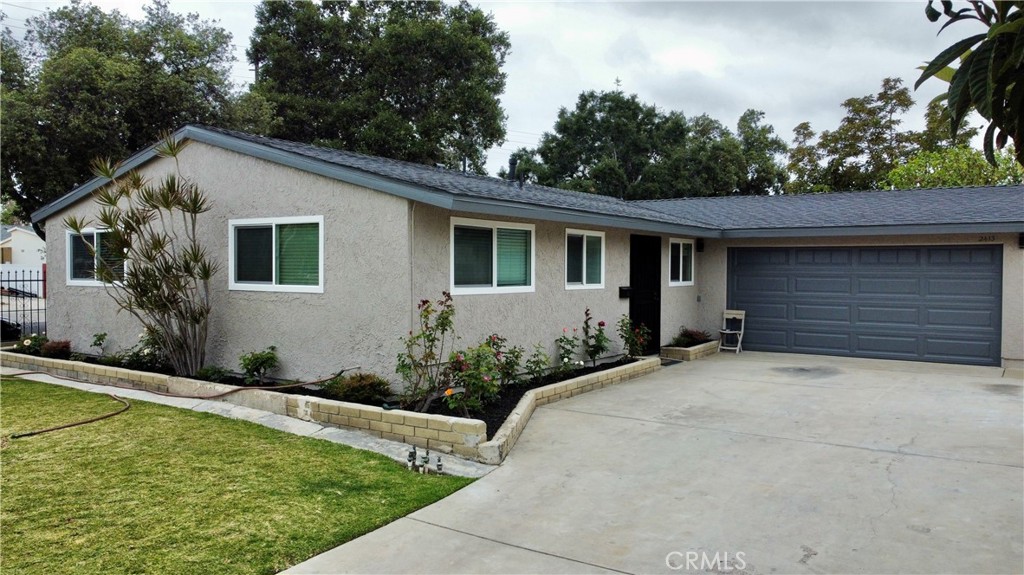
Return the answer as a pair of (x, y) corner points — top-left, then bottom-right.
(1, 1), (967, 176)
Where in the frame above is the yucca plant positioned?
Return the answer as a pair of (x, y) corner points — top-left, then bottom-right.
(916, 1), (1024, 166)
(64, 134), (219, 377)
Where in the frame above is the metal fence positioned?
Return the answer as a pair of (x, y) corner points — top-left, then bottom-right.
(1, 267), (46, 342)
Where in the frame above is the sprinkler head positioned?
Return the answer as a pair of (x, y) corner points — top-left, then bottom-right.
(407, 445), (416, 464)
(436, 455), (443, 474)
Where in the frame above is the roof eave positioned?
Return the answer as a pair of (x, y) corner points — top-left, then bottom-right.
(720, 221), (1024, 238)
(448, 197), (721, 237)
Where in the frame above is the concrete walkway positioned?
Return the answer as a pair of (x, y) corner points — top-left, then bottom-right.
(0, 366), (495, 478)
(284, 352), (1024, 574)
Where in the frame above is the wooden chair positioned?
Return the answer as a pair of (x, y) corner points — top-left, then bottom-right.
(719, 310), (745, 353)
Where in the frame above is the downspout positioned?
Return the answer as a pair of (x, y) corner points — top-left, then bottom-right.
(409, 201), (416, 333)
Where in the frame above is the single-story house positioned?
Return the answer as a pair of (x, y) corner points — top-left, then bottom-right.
(31, 125), (1024, 380)
(1, 224), (46, 267)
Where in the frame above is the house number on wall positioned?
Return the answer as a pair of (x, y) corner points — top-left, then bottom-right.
(977, 235), (996, 242)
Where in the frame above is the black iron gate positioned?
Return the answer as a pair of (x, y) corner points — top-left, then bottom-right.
(1, 268), (47, 342)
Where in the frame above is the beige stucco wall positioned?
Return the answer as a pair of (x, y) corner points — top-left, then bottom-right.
(698, 233), (1024, 369)
(409, 204), (697, 358)
(44, 142), (412, 380)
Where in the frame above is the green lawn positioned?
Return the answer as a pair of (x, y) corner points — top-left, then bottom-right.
(0, 378), (472, 575)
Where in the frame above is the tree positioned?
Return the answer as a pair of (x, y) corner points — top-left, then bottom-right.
(736, 109), (788, 195)
(1, 0), (235, 220)
(64, 136), (219, 377)
(885, 146), (1024, 188)
(916, 1), (1023, 166)
(247, 0), (509, 173)
(785, 122), (828, 194)
(816, 78), (918, 190)
(914, 100), (981, 152)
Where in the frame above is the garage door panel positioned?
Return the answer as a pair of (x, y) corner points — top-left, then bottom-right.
(857, 306), (919, 326)
(924, 338), (996, 362)
(855, 334), (920, 355)
(793, 331), (850, 352)
(926, 308), (996, 328)
(728, 246), (1002, 366)
(927, 278), (999, 297)
(794, 303), (850, 323)
(794, 276), (851, 295)
(857, 277), (920, 296)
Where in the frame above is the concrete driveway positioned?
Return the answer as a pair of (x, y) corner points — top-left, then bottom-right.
(285, 352), (1024, 574)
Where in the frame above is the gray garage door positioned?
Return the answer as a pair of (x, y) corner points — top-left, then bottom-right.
(727, 246), (1003, 366)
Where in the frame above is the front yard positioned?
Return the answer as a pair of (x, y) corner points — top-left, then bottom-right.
(0, 378), (472, 574)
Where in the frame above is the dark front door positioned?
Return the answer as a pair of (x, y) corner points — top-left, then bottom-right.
(629, 234), (662, 354)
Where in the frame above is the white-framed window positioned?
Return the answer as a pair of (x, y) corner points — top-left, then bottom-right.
(450, 217), (534, 295)
(66, 229), (124, 286)
(565, 229), (604, 290)
(669, 238), (695, 286)
(228, 216), (324, 293)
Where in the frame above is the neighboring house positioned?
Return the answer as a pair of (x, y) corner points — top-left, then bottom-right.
(31, 126), (1024, 380)
(0, 225), (46, 267)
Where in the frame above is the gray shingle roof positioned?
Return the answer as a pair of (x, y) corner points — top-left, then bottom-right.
(195, 126), (710, 229)
(638, 185), (1024, 234)
(32, 124), (1024, 238)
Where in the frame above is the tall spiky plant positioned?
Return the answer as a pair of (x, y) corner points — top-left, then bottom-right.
(65, 134), (218, 376)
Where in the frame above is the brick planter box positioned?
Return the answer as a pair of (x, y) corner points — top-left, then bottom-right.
(1, 351), (660, 464)
(660, 340), (719, 361)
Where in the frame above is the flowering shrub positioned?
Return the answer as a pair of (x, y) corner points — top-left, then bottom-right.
(581, 308), (610, 367)
(484, 333), (524, 386)
(13, 332), (48, 356)
(554, 327), (581, 375)
(119, 329), (172, 373)
(617, 315), (652, 359)
(396, 292), (458, 412)
(669, 327), (713, 348)
(446, 344), (500, 415)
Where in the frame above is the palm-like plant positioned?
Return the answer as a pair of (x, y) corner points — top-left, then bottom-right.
(65, 135), (218, 376)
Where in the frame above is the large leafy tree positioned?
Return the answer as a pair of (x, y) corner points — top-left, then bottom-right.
(0, 0), (234, 220)
(916, 1), (1023, 166)
(885, 145), (1023, 188)
(521, 89), (781, 199)
(247, 0), (509, 173)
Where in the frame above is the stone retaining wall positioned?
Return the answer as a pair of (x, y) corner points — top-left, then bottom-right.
(660, 340), (719, 361)
(1, 351), (660, 464)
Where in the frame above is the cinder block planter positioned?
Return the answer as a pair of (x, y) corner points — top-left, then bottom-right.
(1, 351), (660, 465)
(660, 340), (719, 361)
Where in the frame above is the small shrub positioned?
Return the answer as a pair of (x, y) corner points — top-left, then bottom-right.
(554, 327), (581, 375)
(396, 292), (458, 412)
(13, 333), (48, 356)
(617, 315), (652, 359)
(670, 327), (713, 348)
(446, 343), (501, 416)
(484, 333), (523, 386)
(322, 372), (392, 405)
(40, 340), (72, 360)
(239, 346), (279, 385)
(581, 308), (610, 367)
(195, 365), (230, 383)
(91, 332), (108, 353)
(524, 343), (550, 382)
(119, 329), (172, 373)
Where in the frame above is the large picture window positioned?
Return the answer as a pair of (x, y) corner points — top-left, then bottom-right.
(565, 229), (604, 289)
(451, 217), (534, 295)
(229, 216), (324, 293)
(67, 230), (125, 285)
(669, 238), (695, 286)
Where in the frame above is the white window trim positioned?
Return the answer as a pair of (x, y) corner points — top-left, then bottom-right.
(228, 215), (325, 294)
(66, 229), (116, 287)
(450, 216), (535, 295)
(669, 238), (696, 287)
(564, 228), (605, 290)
